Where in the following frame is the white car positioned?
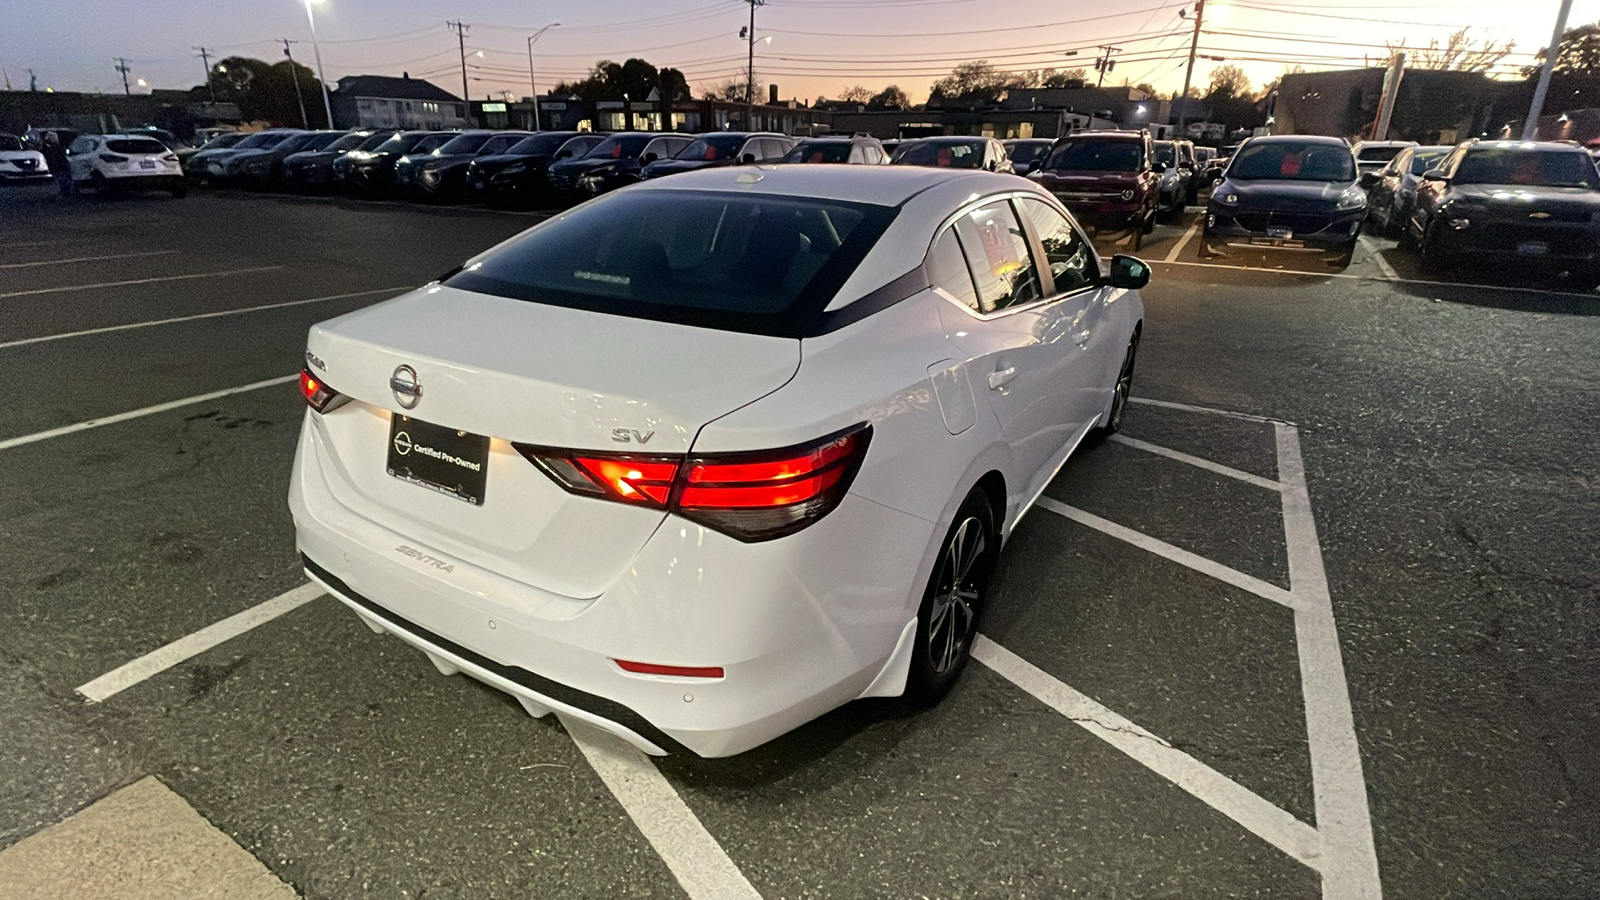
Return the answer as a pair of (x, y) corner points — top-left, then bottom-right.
(291, 166), (1147, 757)
(0, 133), (51, 184)
(67, 134), (185, 196)
(1351, 139), (1418, 177)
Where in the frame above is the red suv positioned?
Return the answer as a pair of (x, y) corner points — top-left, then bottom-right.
(1028, 131), (1160, 249)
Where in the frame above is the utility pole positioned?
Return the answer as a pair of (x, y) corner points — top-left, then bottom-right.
(281, 40), (310, 129)
(193, 46), (215, 103)
(302, 0), (335, 129)
(745, 0), (764, 128)
(27, 68), (38, 92)
(1525, 0), (1576, 140)
(526, 24), (559, 132)
(1175, 0), (1206, 139)
(1094, 46), (1122, 88)
(1372, 52), (1405, 141)
(448, 21), (471, 111)
(114, 57), (132, 95)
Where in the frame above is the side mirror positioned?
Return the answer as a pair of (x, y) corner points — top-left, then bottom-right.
(1359, 171), (1381, 189)
(641, 152), (658, 164)
(740, 152), (756, 163)
(1421, 168), (1449, 183)
(1108, 254), (1150, 290)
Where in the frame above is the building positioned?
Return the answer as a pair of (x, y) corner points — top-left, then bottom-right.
(1274, 68), (1502, 143)
(0, 88), (238, 140)
(330, 75), (469, 130)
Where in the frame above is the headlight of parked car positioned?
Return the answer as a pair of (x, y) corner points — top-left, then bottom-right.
(1335, 187), (1367, 211)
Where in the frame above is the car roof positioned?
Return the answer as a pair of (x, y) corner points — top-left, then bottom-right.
(1246, 134), (1350, 147)
(904, 136), (988, 144)
(627, 163), (1017, 206)
(1353, 140), (1417, 148)
(1467, 139), (1586, 152)
(1058, 131), (1143, 141)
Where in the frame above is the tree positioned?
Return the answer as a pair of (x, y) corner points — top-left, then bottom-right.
(1203, 64), (1262, 130)
(1206, 64), (1252, 98)
(1133, 82), (1158, 97)
(1385, 27), (1513, 73)
(867, 85), (909, 110)
(700, 74), (763, 102)
(838, 85), (872, 104)
(929, 60), (1012, 105)
(553, 58), (691, 103)
(1042, 68), (1088, 88)
(1523, 22), (1600, 77)
(210, 56), (272, 104)
(1258, 65), (1306, 100)
(207, 56), (323, 126)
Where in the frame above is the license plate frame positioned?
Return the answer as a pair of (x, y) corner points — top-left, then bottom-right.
(139, 159), (157, 170)
(386, 415), (490, 506)
(1266, 225), (1294, 240)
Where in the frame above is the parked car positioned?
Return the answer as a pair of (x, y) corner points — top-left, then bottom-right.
(285, 130), (392, 192)
(880, 139), (900, 158)
(1150, 139), (1190, 221)
(779, 136), (889, 165)
(223, 130), (344, 188)
(1202, 134), (1364, 268)
(1360, 144), (1450, 236)
(334, 131), (453, 194)
(407, 131), (534, 203)
(394, 131), (510, 199)
(193, 126), (237, 145)
(1351, 140), (1418, 177)
(177, 131), (244, 168)
(1403, 139), (1600, 287)
(892, 136), (1013, 173)
(289, 165), (1147, 758)
(120, 127), (188, 150)
(1028, 130), (1158, 249)
(639, 132), (795, 180)
(1205, 142), (1240, 183)
(0, 133), (51, 184)
(1004, 138), (1055, 177)
(544, 132), (689, 201)
(1174, 139), (1204, 204)
(475, 131), (605, 208)
(189, 129), (303, 182)
(65, 133), (185, 197)
(22, 127), (81, 153)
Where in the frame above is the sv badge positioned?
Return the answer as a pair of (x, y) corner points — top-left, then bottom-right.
(611, 428), (656, 444)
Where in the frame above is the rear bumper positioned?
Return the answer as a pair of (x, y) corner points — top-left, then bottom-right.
(289, 415), (934, 757)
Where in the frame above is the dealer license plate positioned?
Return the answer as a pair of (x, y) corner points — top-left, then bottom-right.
(139, 159), (157, 169)
(386, 415), (489, 505)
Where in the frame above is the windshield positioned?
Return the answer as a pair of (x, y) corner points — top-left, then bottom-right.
(412, 133), (453, 153)
(1008, 142), (1050, 164)
(234, 132), (294, 150)
(355, 132), (393, 151)
(894, 141), (983, 168)
(202, 133), (244, 150)
(509, 133), (576, 155)
(1357, 145), (1408, 163)
(479, 134), (526, 155)
(105, 138), (169, 155)
(1041, 140), (1142, 172)
(1409, 150), (1448, 175)
(586, 134), (656, 159)
(445, 190), (897, 337)
(301, 133), (344, 151)
(437, 133), (493, 154)
(783, 142), (851, 164)
(1153, 143), (1176, 165)
(0, 135), (22, 152)
(1454, 148), (1600, 188)
(1229, 141), (1355, 182)
(324, 133), (369, 152)
(677, 135), (746, 161)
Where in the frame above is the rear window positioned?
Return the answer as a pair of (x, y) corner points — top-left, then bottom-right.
(1230, 141), (1355, 182)
(894, 141), (983, 168)
(1357, 145), (1407, 163)
(105, 138), (168, 155)
(446, 190), (898, 337)
(783, 142), (851, 164)
(1409, 150), (1447, 175)
(1007, 142), (1050, 164)
(1042, 140), (1142, 172)
(1455, 148), (1600, 188)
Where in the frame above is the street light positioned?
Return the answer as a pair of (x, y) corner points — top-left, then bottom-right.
(303, 0), (335, 128)
(527, 23), (560, 131)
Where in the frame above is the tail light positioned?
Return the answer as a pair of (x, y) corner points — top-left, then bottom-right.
(299, 367), (347, 413)
(514, 424), (871, 542)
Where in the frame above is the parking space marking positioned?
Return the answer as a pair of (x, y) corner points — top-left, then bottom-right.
(1358, 237), (1399, 281)
(76, 583), (323, 703)
(1154, 258), (1599, 300)
(0, 373), (296, 452)
(974, 636), (1324, 869)
(1109, 433), (1281, 491)
(1275, 424), (1382, 899)
(0, 286), (411, 350)
(0, 249), (181, 269)
(566, 719), (764, 900)
(1165, 222), (1200, 263)
(1129, 396), (1291, 426)
(1036, 497), (1302, 609)
(0, 266), (283, 300)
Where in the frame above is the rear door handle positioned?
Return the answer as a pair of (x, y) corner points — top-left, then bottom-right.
(988, 366), (1017, 390)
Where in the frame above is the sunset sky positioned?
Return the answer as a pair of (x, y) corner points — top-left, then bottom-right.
(6, 0), (1599, 105)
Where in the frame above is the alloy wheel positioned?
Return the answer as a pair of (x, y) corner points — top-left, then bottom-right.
(927, 516), (986, 674)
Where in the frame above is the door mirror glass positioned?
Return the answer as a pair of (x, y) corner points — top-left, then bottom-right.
(1108, 254), (1150, 290)
(641, 152), (658, 164)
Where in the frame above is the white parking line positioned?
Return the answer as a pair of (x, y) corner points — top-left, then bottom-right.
(565, 720), (764, 900)
(1154, 258), (1598, 299)
(1109, 434), (1281, 491)
(1165, 223), (1199, 263)
(1129, 396), (1292, 426)
(0, 373), (296, 452)
(0, 266), (283, 300)
(973, 637), (1324, 870)
(76, 583), (323, 702)
(1035, 497), (1302, 610)
(1275, 425), (1382, 899)
(0, 250), (180, 269)
(1359, 236), (1398, 280)
(0, 286), (410, 350)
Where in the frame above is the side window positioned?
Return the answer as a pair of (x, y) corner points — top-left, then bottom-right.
(848, 145), (864, 164)
(69, 137), (95, 154)
(864, 145), (883, 165)
(927, 228), (981, 313)
(766, 138), (791, 159)
(951, 200), (1044, 313)
(1015, 197), (1096, 295)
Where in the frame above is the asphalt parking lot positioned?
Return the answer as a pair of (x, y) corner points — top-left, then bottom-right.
(0, 183), (1596, 899)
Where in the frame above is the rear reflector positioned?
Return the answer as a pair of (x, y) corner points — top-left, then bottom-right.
(613, 659), (725, 679)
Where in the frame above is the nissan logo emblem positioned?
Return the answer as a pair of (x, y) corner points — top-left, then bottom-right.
(390, 365), (422, 410)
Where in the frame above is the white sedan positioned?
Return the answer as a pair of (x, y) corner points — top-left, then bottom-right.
(291, 166), (1147, 757)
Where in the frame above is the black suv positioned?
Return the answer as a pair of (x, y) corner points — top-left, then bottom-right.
(1404, 139), (1600, 286)
(546, 133), (691, 201)
(1203, 134), (1364, 268)
(639, 133), (794, 180)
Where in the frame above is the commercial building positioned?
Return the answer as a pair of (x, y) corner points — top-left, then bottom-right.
(330, 75), (469, 131)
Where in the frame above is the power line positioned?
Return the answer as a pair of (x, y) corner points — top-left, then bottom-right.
(193, 46), (215, 102)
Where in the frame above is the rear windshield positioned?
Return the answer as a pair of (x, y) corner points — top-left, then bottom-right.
(105, 138), (168, 155)
(509, 133), (576, 155)
(1229, 141), (1355, 182)
(438, 133), (493, 154)
(1357, 145), (1408, 162)
(0, 135), (22, 152)
(1409, 150), (1448, 175)
(783, 142), (851, 164)
(1455, 148), (1600, 188)
(1042, 140), (1142, 172)
(678, 135), (746, 161)
(894, 141), (983, 168)
(446, 190), (898, 337)
(1008, 142), (1050, 164)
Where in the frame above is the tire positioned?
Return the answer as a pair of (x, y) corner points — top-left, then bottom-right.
(905, 488), (998, 705)
(1095, 332), (1139, 436)
(1130, 218), (1145, 252)
(1418, 222), (1452, 273)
